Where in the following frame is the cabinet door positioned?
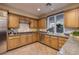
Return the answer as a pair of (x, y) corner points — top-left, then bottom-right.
(8, 36), (20, 50)
(8, 38), (15, 50)
(27, 34), (33, 44)
(64, 9), (79, 28)
(33, 20), (37, 28)
(30, 19), (33, 28)
(58, 37), (67, 49)
(43, 35), (50, 46)
(38, 18), (46, 29)
(26, 35), (29, 44)
(32, 33), (38, 42)
(50, 36), (58, 49)
(30, 19), (37, 28)
(9, 14), (19, 28)
(20, 35), (27, 46)
(37, 32), (41, 41)
(14, 37), (20, 48)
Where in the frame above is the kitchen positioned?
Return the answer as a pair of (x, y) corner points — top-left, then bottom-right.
(0, 3), (79, 55)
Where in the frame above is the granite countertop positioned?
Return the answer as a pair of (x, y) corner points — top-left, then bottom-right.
(8, 31), (38, 37)
(9, 31), (69, 38)
(57, 36), (79, 55)
(40, 32), (69, 38)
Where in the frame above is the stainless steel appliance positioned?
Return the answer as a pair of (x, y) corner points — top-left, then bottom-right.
(0, 10), (7, 54)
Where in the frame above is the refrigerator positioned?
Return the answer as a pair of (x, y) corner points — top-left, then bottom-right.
(0, 10), (8, 54)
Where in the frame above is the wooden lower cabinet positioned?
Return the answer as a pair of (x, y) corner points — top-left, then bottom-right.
(8, 33), (38, 50)
(40, 35), (58, 49)
(44, 35), (50, 46)
(36, 32), (41, 41)
(20, 34), (33, 45)
(58, 37), (67, 49)
(8, 36), (20, 50)
(26, 34), (33, 44)
(8, 38), (15, 50)
(7, 33), (68, 51)
(32, 33), (38, 42)
(20, 35), (27, 46)
(40, 34), (68, 50)
(50, 36), (59, 50)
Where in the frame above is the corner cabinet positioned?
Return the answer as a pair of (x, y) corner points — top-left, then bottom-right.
(32, 33), (38, 42)
(30, 19), (37, 28)
(64, 8), (79, 28)
(8, 14), (19, 28)
(38, 18), (46, 29)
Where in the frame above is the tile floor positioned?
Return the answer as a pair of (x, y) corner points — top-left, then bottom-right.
(3, 42), (58, 55)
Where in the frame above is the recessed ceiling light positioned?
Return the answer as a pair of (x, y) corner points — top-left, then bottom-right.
(37, 8), (40, 11)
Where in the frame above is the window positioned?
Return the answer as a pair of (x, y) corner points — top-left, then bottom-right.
(47, 13), (64, 34)
(47, 16), (56, 34)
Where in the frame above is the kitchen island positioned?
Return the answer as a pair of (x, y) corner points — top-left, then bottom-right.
(57, 36), (79, 55)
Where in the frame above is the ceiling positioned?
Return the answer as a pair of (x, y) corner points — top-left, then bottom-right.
(4, 3), (70, 17)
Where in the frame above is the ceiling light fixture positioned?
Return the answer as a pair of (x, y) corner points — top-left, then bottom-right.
(37, 8), (40, 11)
(46, 3), (52, 6)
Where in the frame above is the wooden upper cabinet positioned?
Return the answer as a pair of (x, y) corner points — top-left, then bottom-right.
(64, 8), (79, 28)
(8, 14), (19, 28)
(30, 19), (37, 28)
(38, 18), (46, 29)
(27, 34), (33, 44)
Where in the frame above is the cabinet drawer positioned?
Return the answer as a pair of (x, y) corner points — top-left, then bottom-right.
(9, 36), (20, 39)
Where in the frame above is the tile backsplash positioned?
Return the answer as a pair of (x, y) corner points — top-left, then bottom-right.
(17, 23), (30, 32)
(17, 23), (38, 32)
